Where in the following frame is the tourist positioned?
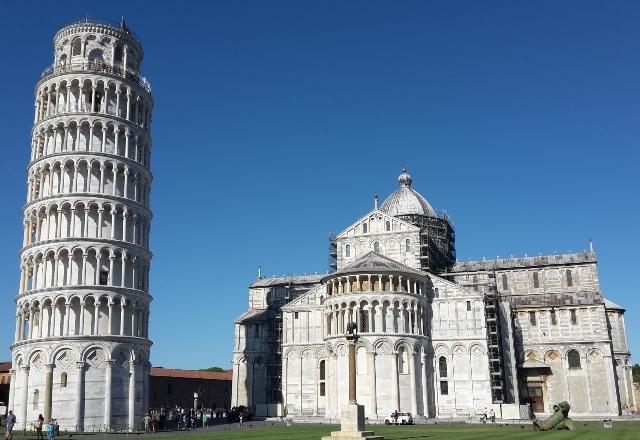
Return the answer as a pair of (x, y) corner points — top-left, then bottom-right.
(46, 419), (55, 440)
(35, 414), (44, 440)
(630, 403), (636, 418)
(143, 413), (151, 432)
(480, 408), (487, 424)
(489, 408), (495, 424)
(4, 410), (16, 440)
(392, 410), (399, 425)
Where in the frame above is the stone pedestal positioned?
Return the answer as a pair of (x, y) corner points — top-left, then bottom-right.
(321, 404), (383, 440)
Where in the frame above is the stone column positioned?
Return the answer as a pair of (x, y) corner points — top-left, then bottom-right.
(128, 361), (137, 431)
(368, 351), (377, 417)
(348, 340), (357, 404)
(246, 356), (253, 408)
(120, 303), (126, 335)
(44, 363), (54, 422)
(8, 369), (16, 412)
(391, 352), (399, 411)
(21, 366), (30, 429)
(65, 303), (71, 336)
(14, 313), (20, 343)
(75, 362), (85, 431)
(421, 353), (429, 417)
(107, 302), (114, 335)
(104, 360), (115, 430)
(409, 351), (418, 416)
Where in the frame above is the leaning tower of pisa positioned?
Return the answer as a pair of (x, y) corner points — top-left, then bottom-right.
(9, 19), (154, 431)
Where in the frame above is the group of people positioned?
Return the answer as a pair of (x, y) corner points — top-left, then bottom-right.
(3, 412), (58, 440)
(143, 407), (227, 432)
(480, 408), (496, 424)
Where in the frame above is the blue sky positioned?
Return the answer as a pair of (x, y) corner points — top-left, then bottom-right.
(0, 1), (638, 369)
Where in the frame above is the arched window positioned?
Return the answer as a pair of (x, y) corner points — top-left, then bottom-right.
(61, 372), (68, 387)
(567, 350), (581, 369)
(386, 221), (391, 231)
(501, 274), (509, 290)
(434, 287), (439, 298)
(345, 244), (351, 258)
(114, 44), (124, 63)
(472, 275), (479, 292)
(570, 309), (577, 325)
(566, 270), (573, 287)
(360, 308), (369, 332)
(71, 38), (81, 56)
(533, 271), (540, 288)
(405, 239), (410, 252)
(319, 359), (326, 396)
(363, 223), (368, 234)
(88, 49), (104, 63)
(373, 242), (380, 253)
(397, 347), (408, 374)
(438, 356), (448, 378)
(33, 389), (40, 409)
(466, 301), (471, 312)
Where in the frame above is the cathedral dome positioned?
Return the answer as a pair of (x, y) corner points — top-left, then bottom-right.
(380, 169), (436, 217)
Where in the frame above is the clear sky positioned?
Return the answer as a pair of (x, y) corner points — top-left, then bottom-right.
(0, 1), (638, 370)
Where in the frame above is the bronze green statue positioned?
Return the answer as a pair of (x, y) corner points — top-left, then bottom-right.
(533, 401), (576, 431)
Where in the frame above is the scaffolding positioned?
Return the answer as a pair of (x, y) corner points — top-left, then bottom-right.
(329, 234), (338, 273)
(399, 213), (456, 274)
(483, 278), (506, 404)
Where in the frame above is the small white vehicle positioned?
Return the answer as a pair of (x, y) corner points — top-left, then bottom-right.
(384, 412), (414, 425)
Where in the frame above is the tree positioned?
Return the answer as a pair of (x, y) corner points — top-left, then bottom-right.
(200, 366), (227, 372)
(633, 363), (640, 383)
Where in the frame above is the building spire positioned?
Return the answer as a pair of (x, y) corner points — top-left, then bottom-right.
(589, 238), (594, 253)
(374, 194), (379, 210)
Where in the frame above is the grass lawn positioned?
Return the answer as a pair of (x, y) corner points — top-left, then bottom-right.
(157, 421), (640, 440)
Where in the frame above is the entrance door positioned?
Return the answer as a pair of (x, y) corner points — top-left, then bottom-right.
(527, 387), (544, 413)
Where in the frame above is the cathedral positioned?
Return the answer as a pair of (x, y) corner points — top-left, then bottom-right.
(232, 169), (635, 419)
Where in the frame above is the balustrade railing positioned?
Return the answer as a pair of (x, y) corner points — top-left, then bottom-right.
(40, 61), (151, 94)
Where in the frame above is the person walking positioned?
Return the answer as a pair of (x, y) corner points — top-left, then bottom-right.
(35, 415), (44, 440)
(489, 408), (496, 424)
(143, 414), (151, 432)
(4, 410), (16, 440)
(46, 419), (55, 440)
(238, 413), (244, 427)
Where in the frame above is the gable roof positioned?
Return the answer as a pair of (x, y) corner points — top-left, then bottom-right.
(603, 298), (624, 311)
(250, 274), (322, 288)
(324, 251), (424, 280)
(282, 284), (324, 310)
(150, 368), (232, 381)
(335, 209), (418, 239)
